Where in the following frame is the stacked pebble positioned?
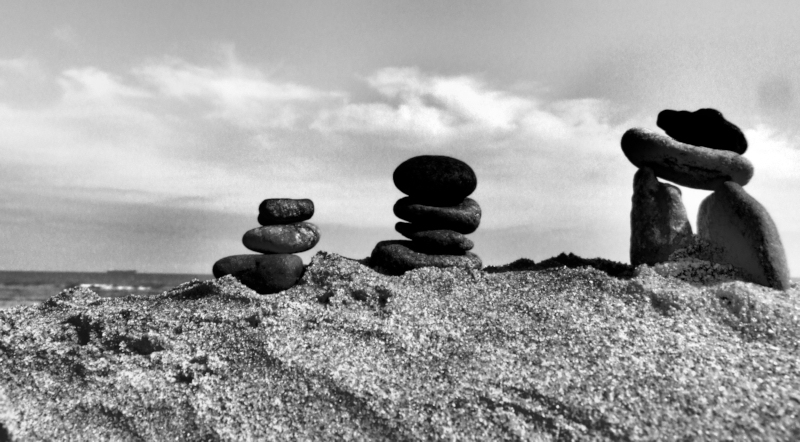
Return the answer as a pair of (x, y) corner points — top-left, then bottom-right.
(621, 108), (790, 290)
(370, 155), (482, 275)
(212, 199), (319, 294)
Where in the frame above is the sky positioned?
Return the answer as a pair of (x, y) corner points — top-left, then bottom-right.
(2, 0), (800, 275)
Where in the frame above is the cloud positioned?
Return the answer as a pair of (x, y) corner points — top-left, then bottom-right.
(312, 67), (534, 140)
(0, 53), (636, 237)
(136, 50), (339, 129)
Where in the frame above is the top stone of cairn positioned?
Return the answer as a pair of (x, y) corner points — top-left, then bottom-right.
(393, 155), (477, 206)
(258, 198), (314, 225)
(656, 108), (747, 155)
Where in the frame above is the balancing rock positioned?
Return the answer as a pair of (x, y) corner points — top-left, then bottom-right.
(243, 223), (320, 254)
(630, 167), (694, 266)
(697, 182), (790, 290)
(393, 155), (477, 205)
(370, 240), (482, 275)
(393, 197), (481, 234)
(212, 254), (304, 294)
(258, 198), (314, 225)
(395, 223), (474, 254)
(621, 128), (753, 190)
(657, 108), (747, 154)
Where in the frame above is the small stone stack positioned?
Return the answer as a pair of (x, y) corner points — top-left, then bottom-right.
(213, 198), (319, 294)
(621, 108), (790, 290)
(371, 155), (482, 275)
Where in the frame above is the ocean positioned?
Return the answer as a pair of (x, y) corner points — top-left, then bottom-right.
(0, 271), (213, 310)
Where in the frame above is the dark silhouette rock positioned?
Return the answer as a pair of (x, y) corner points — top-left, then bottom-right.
(258, 198), (314, 225)
(621, 128), (753, 190)
(697, 182), (790, 290)
(393, 155), (477, 205)
(395, 223), (474, 254)
(370, 240), (481, 275)
(242, 222), (320, 254)
(212, 254), (304, 294)
(630, 167), (694, 266)
(393, 197), (481, 234)
(657, 108), (747, 154)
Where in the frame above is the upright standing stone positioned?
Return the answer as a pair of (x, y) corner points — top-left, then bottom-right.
(630, 167), (694, 266)
(697, 182), (790, 290)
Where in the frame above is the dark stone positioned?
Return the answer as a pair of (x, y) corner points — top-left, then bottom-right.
(537, 253), (636, 278)
(630, 167), (694, 266)
(657, 108), (747, 154)
(483, 253), (635, 278)
(621, 128), (753, 190)
(395, 223), (474, 254)
(393, 198), (481, 234)
(393, 155), (477, 205)
(697, 182), (790, 290)
(212, 254), (304, 294)
(370, 240), (482, 275)
(258, 199), (314, 225)
(242, 222), (320, 254)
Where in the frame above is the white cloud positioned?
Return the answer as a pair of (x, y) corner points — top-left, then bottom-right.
(136, 51), (338, 129)
(313, 67), (536, 139)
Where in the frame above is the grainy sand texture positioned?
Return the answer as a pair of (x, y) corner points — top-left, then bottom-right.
(1, 251), (798, 441)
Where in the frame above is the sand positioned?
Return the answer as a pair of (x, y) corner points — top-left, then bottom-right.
(1, 251), (798, 441)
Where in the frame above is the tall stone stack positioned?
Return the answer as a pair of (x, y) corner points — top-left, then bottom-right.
(370, 155), (482, 275)
(213, 198), (319, 294)
(621, 108), (790, 290)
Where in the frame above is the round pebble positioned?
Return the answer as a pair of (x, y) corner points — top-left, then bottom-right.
(370, 240), (482, 275)
(212, 254), (304, 294)
(657, 108), (747, 154)
(393, 155), (477, 205)
(242, 222), (320, 254)
(258, 199), (314, 225)
(395, 223), (474, 254)
(393, 197), (481, 234)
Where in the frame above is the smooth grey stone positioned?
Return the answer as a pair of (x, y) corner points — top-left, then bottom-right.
(393, 198), (481, 234)
(243, 222), (320, 254)
(697, 181), (790, 290)
(393, 155), (477, 206)
(395, 223), (474, 254)
(630, 167), (693, 266)
(212, 254), (304, 294)
(258, 199), (314, 225)
(370, 240), (482, 275)
(657, 108), (747, 154)
(621, 128), (753, 190)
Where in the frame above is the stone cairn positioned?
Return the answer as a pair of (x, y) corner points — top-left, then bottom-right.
(370, 155), (482, 275)
(621, 108), (790, 290)
(213, 198), (319, 294)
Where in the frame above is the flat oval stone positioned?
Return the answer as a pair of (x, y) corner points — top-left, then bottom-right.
(393, 155), (477, 205)
(258, 199), (314, 225)
(393, 197), (481, 234)
(395, 223), (474, 254)
(657, 108), (747, 154)
(242, 222), (320, 254)
(370, 240), (482, 275)
(621, 128), (754, 190)
(212, 254), (304, 294)
(697, 181), (790, 290)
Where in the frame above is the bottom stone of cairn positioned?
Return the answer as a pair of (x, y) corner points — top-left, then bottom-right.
(370, 240), (482, 275)
(212, 254), (304, 294)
